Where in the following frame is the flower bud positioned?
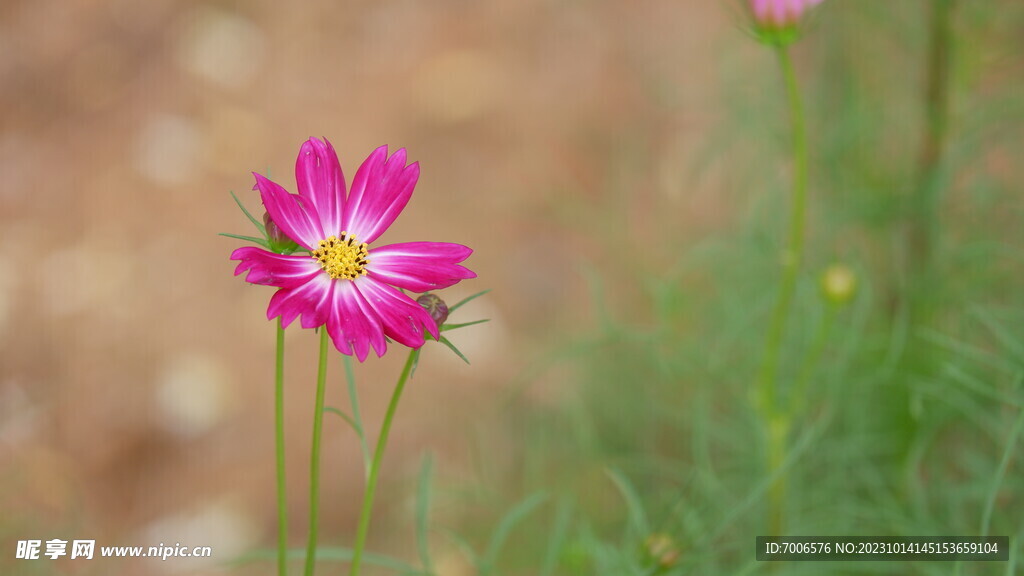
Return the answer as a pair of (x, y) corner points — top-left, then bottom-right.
(643, 533), (681, 571)
(417, 293), (449, 328)
(263, 211), (299, 254)
(820, 263), (856, 306)
(749, 0), (824, 45)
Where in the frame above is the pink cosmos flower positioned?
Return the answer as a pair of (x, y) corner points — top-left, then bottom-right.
(231, 138), (475, 361)
(749, 0), (823, 28)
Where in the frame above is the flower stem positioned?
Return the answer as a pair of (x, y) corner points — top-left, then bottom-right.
(908, 0), (954, 281)
(343, 355), (371, 475)
(755, 45), (809, 536)
(304, 329), (330, 576)
(789, 303), (837, 417)
(276, 318), (289, 576)
(349, 348), (419, 576)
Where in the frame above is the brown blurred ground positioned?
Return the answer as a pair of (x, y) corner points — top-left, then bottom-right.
(0, 0), (735, 574)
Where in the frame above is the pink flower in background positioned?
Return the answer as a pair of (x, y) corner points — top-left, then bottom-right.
(232, 138), (475, 361)
(750, 0), (824, 28)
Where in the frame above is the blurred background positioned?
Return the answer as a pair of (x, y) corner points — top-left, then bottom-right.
(1, 1), (1022, 574)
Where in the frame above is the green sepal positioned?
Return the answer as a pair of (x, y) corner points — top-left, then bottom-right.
(268, 239), (302, 255)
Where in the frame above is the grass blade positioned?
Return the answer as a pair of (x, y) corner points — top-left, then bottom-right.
(605, 468), (649, 541)
(481, 492), (547, 573)
(539, 499), (571, 576)
(981, 383), (1024, 538)
(416, 453), (435, 573)
(437, 526), (481, 571)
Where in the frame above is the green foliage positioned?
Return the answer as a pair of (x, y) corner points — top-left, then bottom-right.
(424, 2), (1024, 575)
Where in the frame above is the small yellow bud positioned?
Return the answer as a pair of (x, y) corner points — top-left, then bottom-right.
(644, 533), (681, 570)
(820, 264), (856, 305)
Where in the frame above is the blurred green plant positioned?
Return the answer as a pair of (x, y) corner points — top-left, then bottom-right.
(422, 1), (1024, 575)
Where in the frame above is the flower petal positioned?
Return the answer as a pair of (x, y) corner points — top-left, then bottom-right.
(295, 137), (346, 234)
(752, 0), (769, 20)
(298, 277), (335, 330)
(342, 146), (419, 244)
(354, 276), (439, 348)
(324, 281), (387, 361)
(231, 246), (321, 288)
(266, 274), (333, 329)
(255, 173), (324, 249)
(367, 242), (476, 293)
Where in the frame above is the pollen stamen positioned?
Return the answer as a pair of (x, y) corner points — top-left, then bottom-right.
(311, 232), (370, 280)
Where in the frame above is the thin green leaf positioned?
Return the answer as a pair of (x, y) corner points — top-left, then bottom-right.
(449, 289), (491, 313)
(436, 526), (481, 571)
(230, 190), (267, 235)
(539, 500), (572, 576)
(323, 406), (362, 437)
(416, 453), (435, 573)
(440, 319), (491, 332)
(411, 352), (421, 378)
(481, 492), (547, 572)
(981, 382), (1024, 538)
(439, 336), (470, 365)
(942, 363), (1024, 408)
(409, 346), (423, 378)
(605, 468), (649, 541)
(1005, 537), (1018, 576)
(922, 330), (1018, 376)
(342, 355), (370, 474)
(219, 232), (269, 248)
(972, 306), (1024, 362)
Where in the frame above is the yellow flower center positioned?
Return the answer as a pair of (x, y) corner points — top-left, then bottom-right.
(311, 233), (369, 280)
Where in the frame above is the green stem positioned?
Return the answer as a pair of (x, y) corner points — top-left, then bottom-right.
(757, 46), (809, 415)
(755, 46), (809, 536)
(766, 415), (789, 537)
(276, 319), (289, 576)
(304, 329), (330, 576)
(899, 0), (956, 517)
(349, 348), (419, 576)
(343, 355), (371, 475)
(908, 0), (954, 282)
(789, 304), (837, 417)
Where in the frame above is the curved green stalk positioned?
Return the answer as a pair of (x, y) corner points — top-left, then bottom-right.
(755, 46), (809, 536)
(349, 348), (419, 576)
(304, 329), (330, 576)
(276, 319), (289, 576)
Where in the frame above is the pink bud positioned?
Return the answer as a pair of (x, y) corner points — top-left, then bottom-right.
(416, 293), (449, 328)
(263, 211), (299, 253)
(750, 0), (823, 28)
